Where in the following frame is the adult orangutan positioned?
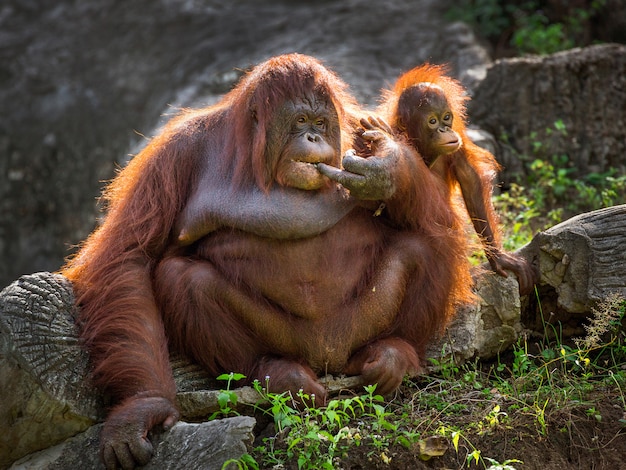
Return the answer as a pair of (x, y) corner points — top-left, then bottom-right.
(62, 54), (472, 469)
(370, 63), (536, 294)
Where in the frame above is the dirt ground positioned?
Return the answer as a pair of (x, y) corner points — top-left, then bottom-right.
(251, 379), (626, 470)
(339, 391), (626, 469)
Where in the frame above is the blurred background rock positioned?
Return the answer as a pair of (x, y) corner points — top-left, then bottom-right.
(1, 0), (624, 288)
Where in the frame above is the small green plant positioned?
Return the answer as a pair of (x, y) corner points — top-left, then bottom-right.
(221, 453), (259, 470)
(585, 406), (602, 422)
(497, 293), (625, 431)
(249, 381), (430, 469)
(511, 337), (533, 376)
(484, 457), (524, 470)
(512, 11), (572, 55)
(447, 0), (608, 56)
(493, 120), (626, 251)
(575, 292), (626, 350)
(429, 351), (460, 381)
(210, 372), (246, 420)
(251, 383), (352, 469)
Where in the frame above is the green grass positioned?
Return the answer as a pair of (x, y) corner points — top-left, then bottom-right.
(493, 122), (626, 252)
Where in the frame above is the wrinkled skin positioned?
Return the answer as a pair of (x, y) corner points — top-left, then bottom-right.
(176, 106), (396, 246)
(101, 397), (179, 470)
(317, 116), (399, 200)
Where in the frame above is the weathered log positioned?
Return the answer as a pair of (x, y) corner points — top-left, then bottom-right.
(520, 204), (626, 335)
(526, 204), (626, 311)
(0, 273), (256, 469)
(0, 273), (100, 468)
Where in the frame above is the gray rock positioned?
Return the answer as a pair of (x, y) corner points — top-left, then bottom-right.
(10, 418), (256, 470)
(428, 267), (523, 364)
(470, 44), (626, 184)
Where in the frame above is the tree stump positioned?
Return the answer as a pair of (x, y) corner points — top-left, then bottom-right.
(520, 204), (626, 335)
